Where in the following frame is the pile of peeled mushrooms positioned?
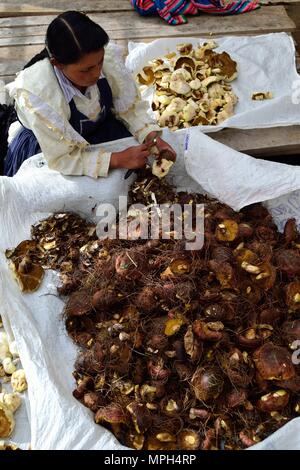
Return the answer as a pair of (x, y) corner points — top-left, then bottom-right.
(0, 316), (27, 447)
(136, 42), (238, 130)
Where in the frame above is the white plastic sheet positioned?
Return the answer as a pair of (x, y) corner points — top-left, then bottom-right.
(1, 130), (300, 449)
(184, 130), (300, 228)
(126, 33), (300, 133)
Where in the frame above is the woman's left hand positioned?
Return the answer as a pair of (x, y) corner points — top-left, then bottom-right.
(156, 137), (177, 162)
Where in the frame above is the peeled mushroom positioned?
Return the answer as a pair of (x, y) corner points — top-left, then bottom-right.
(2, 357), (16, 375)
(0, 403), (15, 438)
(208, 83), (225, 99)
(201, 76), (220, 89)
(136, 40), (238, 131)
(11, 369), (27, 393)
(152, 159), (174, 179)
(156, 94), (173, 106)
(189, 78), (201, 90)
(0, 342), (10, 361)
(159, 109), (179, 128)
(215, 96), (237, 123)
(183, 101), (198, 122)
(252, 91), (273, 100)
(0, 392), (21, 413)
(167, 97), (186, 113)
(169, 78), (191, 96)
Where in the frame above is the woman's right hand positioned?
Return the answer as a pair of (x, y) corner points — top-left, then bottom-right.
(110, 144), (151, 170)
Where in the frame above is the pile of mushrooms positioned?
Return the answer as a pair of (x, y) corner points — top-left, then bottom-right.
(136, 42), (238, 129)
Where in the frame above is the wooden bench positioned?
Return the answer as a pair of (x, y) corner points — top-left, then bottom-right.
(0, 0), (299, 159)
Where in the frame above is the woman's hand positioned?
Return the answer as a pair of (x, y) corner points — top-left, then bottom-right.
(110, 144), (151, 170)
(144, 132), (177, 162)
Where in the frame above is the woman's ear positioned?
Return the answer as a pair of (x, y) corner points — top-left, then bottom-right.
(50, 57), (62, 69)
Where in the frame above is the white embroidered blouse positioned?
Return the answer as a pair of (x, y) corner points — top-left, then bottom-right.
(6, 43), (160, 178)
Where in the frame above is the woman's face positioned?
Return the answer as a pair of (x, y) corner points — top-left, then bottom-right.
(54, 48), (105, 88)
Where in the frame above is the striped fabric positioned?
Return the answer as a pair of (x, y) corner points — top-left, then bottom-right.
(192, 0), (259, 14)
(131, 0), (259, 24)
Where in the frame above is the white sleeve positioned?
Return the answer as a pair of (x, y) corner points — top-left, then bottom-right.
(116, 88), (162, 144)
(102, 42), (161, 144)
(15, 90), (111, 178)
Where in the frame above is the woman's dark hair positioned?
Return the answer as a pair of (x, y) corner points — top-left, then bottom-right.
(24, 11), (109, 69)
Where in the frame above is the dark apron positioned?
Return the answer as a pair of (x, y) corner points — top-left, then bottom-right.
(4, 78), (131, 177)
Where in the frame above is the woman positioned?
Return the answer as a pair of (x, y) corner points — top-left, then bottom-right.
(4, 11), (176, 177)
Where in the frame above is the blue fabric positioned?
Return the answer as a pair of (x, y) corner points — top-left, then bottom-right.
(4, 77), (132, 177)
(69, 78), (131, 144)
(4, 127), (41, 177)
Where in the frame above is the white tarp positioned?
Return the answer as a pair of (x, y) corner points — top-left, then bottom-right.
(126, 33), (300, 133)
(184, 130), (300, 230)
(1, 130), (300, 449)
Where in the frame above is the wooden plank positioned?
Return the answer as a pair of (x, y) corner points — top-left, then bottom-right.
(0, 2), (60, 17)
(0, 74), (15, 83)
(0, 6), (297, 80)
(0, 44), (42, 61)
(0, 41), (298, 82)
(0, 38), (129, 77)
(0, 38), (129, 80)
(0, 12), (137, 28)
(0, 24), (49, 38)
(265, 0), (300, 4)
(0, 5), (295, 31)
(0, 2), (60, 13)
(0, 7), (295, 47)
(0, 60), (24, 75)
(286, 5), (300, 51)
(0, 0), (299, 17)
(296, 51), (300, 70)
(0, 15), (54, 27)
(0, 0), (132, 17)
(213, 126), (300, 157)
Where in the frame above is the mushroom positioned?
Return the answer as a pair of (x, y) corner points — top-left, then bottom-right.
(182, 100), (198, 122)
(11, 369), (27, 393)
(252, 91), (273, 101)
(0, 393), (21, 413)
(0, 403), (15, 438)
